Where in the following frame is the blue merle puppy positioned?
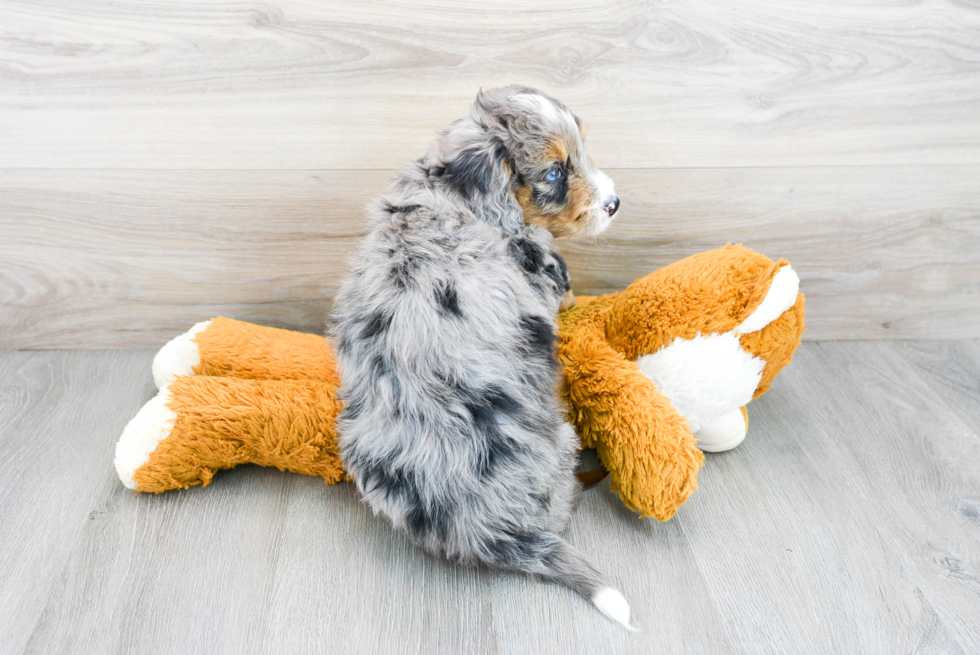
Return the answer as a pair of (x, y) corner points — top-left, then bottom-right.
(331, 86), (631, 629)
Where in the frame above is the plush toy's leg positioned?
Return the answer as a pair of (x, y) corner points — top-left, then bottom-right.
(115, 375), (344, 493)
(153, 317), (338, 388)
(559, 302), (704, 521)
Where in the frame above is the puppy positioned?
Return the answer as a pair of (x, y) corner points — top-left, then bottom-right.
(331, 86), (630, 628)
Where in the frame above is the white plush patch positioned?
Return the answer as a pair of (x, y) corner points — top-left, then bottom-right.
(114, 387), (177, 490)
(637, 332), (764, 433)
(152, 320), (211, 389)
(694, 407), (748, 453)
(736, 266), (800, 335)
(592, 587), (637, 631)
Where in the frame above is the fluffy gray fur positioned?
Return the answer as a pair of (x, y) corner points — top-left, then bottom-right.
(331, 86), (629, 626)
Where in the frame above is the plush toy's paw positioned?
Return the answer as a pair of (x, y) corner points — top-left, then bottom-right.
(115, 376), (345, 493)
(114, 387), (178, 490)
(152, 320), (211, 389)
(695, 406), (748, 453)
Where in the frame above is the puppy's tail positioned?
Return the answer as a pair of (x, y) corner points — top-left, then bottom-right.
(483, 531), (636, 631)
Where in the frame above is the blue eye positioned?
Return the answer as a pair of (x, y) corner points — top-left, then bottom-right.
(545, 167), (563, 183)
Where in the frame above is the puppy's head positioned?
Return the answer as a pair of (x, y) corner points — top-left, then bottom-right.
(444, 86), (619, 238)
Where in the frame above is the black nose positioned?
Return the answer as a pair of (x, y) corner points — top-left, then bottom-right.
(604, 196), (620, 216)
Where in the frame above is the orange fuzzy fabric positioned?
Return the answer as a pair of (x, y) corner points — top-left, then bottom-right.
(741, 293), (806, 399)
(194, 316), (338, 384)
(558, 298), (704, 521)
(557, 299), (703, 520)
(129, 246), (803, 520)
(604, 245), (789, 359)
(557, 244), (804, 519)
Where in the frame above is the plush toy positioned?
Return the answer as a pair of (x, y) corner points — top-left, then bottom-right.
(115, 245), (804, 520)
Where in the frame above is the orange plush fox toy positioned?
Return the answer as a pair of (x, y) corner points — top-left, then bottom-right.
(115, 245), (804, 520)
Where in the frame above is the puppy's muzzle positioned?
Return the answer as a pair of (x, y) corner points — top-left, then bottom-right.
(603, 196), (620, 217)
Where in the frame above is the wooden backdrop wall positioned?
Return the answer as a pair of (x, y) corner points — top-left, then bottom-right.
(1, 0), (978, 349)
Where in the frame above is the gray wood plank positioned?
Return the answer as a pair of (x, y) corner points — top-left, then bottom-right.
(2, 166), (978, 349)
(22, 466), (298, 655)
(0, 350), (155, 655)
(890, 340), (980, 439)
(566, 167), (980, 342)
(0, 169), (372, 350)
(251, 466), (733, 655)
(1, 0), (979, 169)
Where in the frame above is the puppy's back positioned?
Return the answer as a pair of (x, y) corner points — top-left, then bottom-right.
(333, 203), (633, 629)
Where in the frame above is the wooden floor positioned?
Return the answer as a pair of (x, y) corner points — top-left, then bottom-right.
(1, 340), (978, 654)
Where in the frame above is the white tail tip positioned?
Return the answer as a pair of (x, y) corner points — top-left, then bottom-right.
(592, 587), (638, 631)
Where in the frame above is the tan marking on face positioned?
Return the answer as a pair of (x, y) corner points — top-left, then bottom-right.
(518, 173), (596, 238)
(543, 136), (569, 165)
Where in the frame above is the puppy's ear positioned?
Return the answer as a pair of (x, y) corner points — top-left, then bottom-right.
(443, 140), (510, 199)
(444, 146), (496, 198)
(473, 87), (526, 133)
